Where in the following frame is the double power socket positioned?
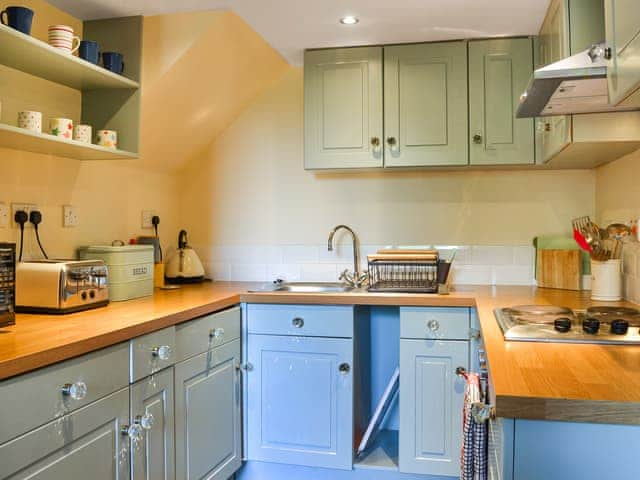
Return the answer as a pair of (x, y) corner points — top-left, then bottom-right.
(0, 203), (80, 228)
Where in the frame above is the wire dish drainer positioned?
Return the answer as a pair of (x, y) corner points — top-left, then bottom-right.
(367, 258), (439, 293)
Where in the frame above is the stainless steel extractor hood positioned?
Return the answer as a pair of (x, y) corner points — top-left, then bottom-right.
(516, 44), (638, 118)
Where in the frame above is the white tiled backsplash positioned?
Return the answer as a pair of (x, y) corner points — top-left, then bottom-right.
(194, 244), (536, 285)
(622, 242), (640, 304)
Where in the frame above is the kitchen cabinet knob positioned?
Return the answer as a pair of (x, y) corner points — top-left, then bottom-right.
(240, 363), (253, 371)
(61, 381), (87, 400)
(121, 423), (144, 442)
(427, 319), (440, 332)
(370, 137), (381, 147)
(292, 317), (304, 328)
(604, 47), (612, 60)
(386, 136), (397, 146)
(136, 412), (154, 430)
(469, 328), (481, 340)
(472, 133), (483, 144)
(209, 327), (225, 339)
(339, 363), (351, 374)
(152, 345), (172, 360)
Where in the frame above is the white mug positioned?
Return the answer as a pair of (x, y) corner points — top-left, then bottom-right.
(18, 111), (42, 133)
(73, 124), (92, 143)
(48, 25), (80, 54)
(96, 129), (117, 148)
(50, 118), (73, 139)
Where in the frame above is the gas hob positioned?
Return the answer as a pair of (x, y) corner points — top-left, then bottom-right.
(494, 305), (640, 344)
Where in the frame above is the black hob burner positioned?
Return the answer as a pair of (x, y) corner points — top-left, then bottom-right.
(494, 304), (640, 344)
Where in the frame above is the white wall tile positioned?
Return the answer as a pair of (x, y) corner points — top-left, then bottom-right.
(282, 245), (319, 264)
(493, 265), (534, 286)
(513, 246), (535, 266)
(205, 262), (230, 281)
(299, 263), (338, 282)
(449, 265), (493, 285)
(267, 263), (301, 282)
(471, 246), (514, 265)
(230, 263), (267, 282)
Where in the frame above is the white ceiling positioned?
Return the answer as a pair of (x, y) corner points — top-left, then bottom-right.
(48, 0), (551, 65)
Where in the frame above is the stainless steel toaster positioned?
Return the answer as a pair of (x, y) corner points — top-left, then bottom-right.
(15, 260), (109, 314)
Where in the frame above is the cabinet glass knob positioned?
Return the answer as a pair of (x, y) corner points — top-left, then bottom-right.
(61, 381), (87, 400)
(386, 136), (397, 146)
(370, 137), (381, 147)
(427, 319), (440, 332)
(472, 133), (483, 144)
(209, 327), (225, 339)
(136, 412), (155, 430)
(339, 363), (351, 374)
(240, 363), (253, 371)
(292, 317), (304, 328)
(152, 345), (172, 360)
(122, 423), (144, 442)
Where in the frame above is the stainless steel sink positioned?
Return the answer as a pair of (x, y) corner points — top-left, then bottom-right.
(259, 282), (356, 293)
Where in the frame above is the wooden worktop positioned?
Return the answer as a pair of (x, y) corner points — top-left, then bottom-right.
(1, 282), (639, 424)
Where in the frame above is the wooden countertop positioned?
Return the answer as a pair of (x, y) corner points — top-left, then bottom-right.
(2, 282), (639, 424)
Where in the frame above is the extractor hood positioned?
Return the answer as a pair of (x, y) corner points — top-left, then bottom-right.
(516, 44), (638, 118)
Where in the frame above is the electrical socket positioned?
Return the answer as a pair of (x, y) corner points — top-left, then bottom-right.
(141, 210), (156, 229)
(12, 203), (38, 228)
(0, 203), (9, 228)
(63, 205), (79, 227)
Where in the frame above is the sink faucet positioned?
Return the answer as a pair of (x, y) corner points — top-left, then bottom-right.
(327, 225), (368, 288)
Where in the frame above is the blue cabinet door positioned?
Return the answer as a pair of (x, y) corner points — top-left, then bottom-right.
(175, 339), (242, 480)
(247, 334), (353, 470)
(399, 339), (468, 477)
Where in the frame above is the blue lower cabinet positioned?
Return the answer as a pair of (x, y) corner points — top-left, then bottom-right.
(399, 339), (468, 477)
(174, 339), (242, 480)
(246, 334), (354, 470)
(513, 419), (640, 480)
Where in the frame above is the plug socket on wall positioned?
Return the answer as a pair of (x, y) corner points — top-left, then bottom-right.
(63, 205), (79, 227)
(141, 210), (156, 229)
(12, 203), (38, 228)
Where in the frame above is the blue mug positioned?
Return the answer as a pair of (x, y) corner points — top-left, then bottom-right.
(0, 6), (34, 35)
(79, 40), (100, 64)
(102, 51), (124, 75)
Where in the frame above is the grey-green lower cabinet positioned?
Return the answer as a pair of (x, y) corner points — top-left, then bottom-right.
(130, 367), (175, 480)
(0, 387), (130, 479)
(399, 339), (468, 477)
(174, 339), (242, 480)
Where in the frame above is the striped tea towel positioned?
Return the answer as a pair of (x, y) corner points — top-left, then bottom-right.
(461, 372), (488, 480)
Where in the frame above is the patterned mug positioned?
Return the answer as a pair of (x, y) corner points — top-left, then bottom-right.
(73, 124), (92, 143)
(96, 129), (117, 148)
(48, 25), (80, 54)
(18, 111), (42, 133)
(50, 118), (73, 139)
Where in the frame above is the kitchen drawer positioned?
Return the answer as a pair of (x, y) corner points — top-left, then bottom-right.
(0, 342), (129, 445)
(175, 306), (240, 362)
(400, 307), (470, 340)
(130, 326), (176, 382)
(247, 304), (354, 338)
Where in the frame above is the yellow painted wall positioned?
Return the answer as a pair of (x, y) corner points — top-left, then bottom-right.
(180, 67), (596, 248)
(596, 148), (640, 225)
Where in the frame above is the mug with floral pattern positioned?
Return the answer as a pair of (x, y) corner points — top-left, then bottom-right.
(96, 129), (117, 149)
(18, 111), (42, 133)
(50, 118), (73, 139)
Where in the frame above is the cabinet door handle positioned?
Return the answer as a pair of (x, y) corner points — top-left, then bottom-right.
(209, 327), (225, 339)
(292, 317), (304, 328)
(151, 345), (172, 360)
(339, 363), (351, 374)
(61, 381), (87, 400)
(386, 136), (397, 147)
(472, 133), (483, 144)
(427, 319), (440, 332)
(240, 363), (253, 371)
(370, 137), (381, 147)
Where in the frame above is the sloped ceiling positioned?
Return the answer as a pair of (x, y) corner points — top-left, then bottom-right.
(49, 0), (550, 65)
(137, 11), (290, 172)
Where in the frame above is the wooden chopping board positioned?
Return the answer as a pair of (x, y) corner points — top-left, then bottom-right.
(536, 249), (582, 290)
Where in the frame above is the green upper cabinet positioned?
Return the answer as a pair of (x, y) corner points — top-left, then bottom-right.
(383, 42), (468, 167)
(468, 38), (535, 165)
(605, 0), (640, 107)
(537, 0), (572, 163)
(304, 47), (383, 169)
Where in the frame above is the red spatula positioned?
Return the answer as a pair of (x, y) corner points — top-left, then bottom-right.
(573, 228), (592, 253)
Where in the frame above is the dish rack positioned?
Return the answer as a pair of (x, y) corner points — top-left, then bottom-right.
(367, 252), (441, 293)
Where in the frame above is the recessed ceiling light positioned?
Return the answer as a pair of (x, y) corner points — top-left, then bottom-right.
(340, 16), (359, 25)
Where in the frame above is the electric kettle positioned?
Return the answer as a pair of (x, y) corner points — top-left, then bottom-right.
(165, 230), (205, 283)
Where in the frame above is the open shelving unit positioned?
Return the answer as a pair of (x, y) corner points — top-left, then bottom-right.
(0, 23), (139, 90)
(0, 123), (138, 160)
(0, 16), (142, 160)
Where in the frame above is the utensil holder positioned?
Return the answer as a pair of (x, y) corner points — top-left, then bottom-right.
(591, 259), (622, 301)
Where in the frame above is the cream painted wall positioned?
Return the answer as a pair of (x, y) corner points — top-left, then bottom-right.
(180, 67), (596, 251)
(596, 148), (640, 226)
